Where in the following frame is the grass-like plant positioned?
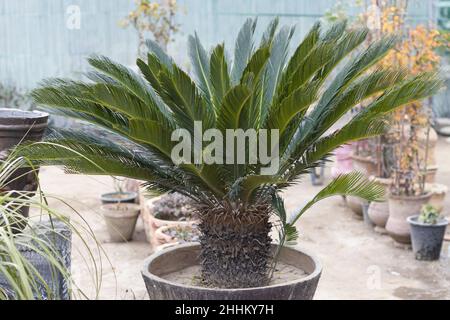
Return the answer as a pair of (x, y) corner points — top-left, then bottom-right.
(0, 155), (104, 299)
(21, 19), (442, 288)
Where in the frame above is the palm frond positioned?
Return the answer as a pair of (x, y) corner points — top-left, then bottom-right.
(231, 18), (257, 84)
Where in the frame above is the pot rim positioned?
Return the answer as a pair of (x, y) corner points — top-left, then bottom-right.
(407, 215), (449, 227)
(388, 192), (433, 201)
(0, 108), (49, 120)
(142, 242), (322, 293)
(145, 195), (198, 224)
(101, 191), (138, 201)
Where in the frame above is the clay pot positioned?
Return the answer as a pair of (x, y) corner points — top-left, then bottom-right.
(386, 193), (433, 244)
(362, 202), (375, 228)
(142, 243), (322, 300)
(346, 196), (366, 218)
(424, 166), (438, 184)
(141, 196), (195, 246)
(351, 155), (378, 176)
(408, 215), (448, 261)
(101, 203), (140, 242)
(367, 177), (392, 228)
(426, 183), (448, 214)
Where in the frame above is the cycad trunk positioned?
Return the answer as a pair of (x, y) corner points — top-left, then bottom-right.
(197, 202), (273, 289)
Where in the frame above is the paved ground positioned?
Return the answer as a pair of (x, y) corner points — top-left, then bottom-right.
(37, 137), (450, 300)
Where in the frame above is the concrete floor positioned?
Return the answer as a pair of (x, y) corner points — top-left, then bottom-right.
(36, 137), (450, 300)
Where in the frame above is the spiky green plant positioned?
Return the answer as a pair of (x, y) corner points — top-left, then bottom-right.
(21, 19), (442, 288)
(0, 155), (104, 300)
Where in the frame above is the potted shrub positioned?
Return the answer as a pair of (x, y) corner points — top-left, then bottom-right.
(22, 19), (441, 300)
(407, 204), (448, 261)
(142, 193), (196, 246)
(101, 203), (141, 242)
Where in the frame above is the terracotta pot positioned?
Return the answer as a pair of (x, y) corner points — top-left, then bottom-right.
(386, 193), (432, 244)
(141, 196), (196, 246)
(367, 177), (392, 228)
(351, 155), (378, 176)
(424, 166), (438, 184)
(426, 183), (448, 214)
(100, 192), (137, 204)
(101, 203), (140, 242)
(142, 243), (322, 300)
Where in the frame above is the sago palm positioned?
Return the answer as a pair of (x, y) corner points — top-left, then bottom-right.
(21, 19), (442, 288)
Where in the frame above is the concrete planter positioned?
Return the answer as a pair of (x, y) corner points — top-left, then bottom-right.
(407, 215), (448, 261)
(142, 243), (322, 300)
(0, 220), (72, 300)
(101, 203), (140, 242)
(386, 193), (432, 244)
(0, 109), (48, 229)
(142, 196), (197, 246)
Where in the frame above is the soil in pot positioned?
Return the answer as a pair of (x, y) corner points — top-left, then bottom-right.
(408, 215), (448, 261)
(155, 224), (200, 248)
(101, 192), (137, 204)
(142, 243), (322, 300)
(386, 193), (433, 244)
(101, 203), (140, 242)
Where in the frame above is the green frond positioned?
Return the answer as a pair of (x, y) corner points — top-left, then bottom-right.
(260, 17), (280, 46)
(210, 44), (231, 110)
(289, 172), (385, 225)
(145, 39), (174, 70)
(217, 85), (252, 132)
(231, 18), (258, 84)
(188, 33), (214, 103)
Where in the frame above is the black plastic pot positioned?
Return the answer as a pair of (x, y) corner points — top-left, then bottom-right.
(101, 192), (138, 204)
(407, 215), (449, 261)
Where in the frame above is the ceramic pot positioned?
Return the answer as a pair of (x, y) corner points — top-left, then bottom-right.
(101, 203), (140, 242)
(386, 193), (432, 244)
(367, 177), (392, 228)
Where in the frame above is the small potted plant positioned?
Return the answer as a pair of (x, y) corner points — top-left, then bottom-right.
(142, 193), (196, 245)
(407, 204), (448, 261)
(100, 178), (138, 204)
(101, 202), (141, 242)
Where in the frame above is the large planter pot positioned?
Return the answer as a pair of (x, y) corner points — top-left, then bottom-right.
(0, 109), (49, 229)
(331, 144), (353, 178)
(426, 183), (448, 214)
(407, 215), (448, 261)
(351, 155), (378, 176)
(386, 193), (432, 244)
(142, 196), (196, 246)
(101, 203), (140, 242)
(100, 191), (137, 204)
(367, 177), (392, 228)
(142, 243), (322, 300)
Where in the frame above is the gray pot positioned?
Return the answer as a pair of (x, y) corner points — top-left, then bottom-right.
(0, 109), (49, 230)
(101, 203), (140, 242)
(407, 215), (448, 261)
(142, 243), (322, 300)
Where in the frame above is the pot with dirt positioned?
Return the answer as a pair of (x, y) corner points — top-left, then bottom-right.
(407, 205), (448, 261)
(386, 192), (433, 244)
(142, 193), (196, 245)
(142, 243), (322, 300)
(154, 224), (200, 249)
(368, 177), (392, 229)
(101, 203), (140, 242)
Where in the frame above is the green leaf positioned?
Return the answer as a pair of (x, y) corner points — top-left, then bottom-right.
(231, 18), (257, 84)
(210, 44), (231, 110)
(188, 33), (214, 103)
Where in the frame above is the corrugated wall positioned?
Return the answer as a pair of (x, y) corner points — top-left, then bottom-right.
(0, 0), (434, 89)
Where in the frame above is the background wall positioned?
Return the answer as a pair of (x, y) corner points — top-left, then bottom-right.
(0, 0), (436, 89)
